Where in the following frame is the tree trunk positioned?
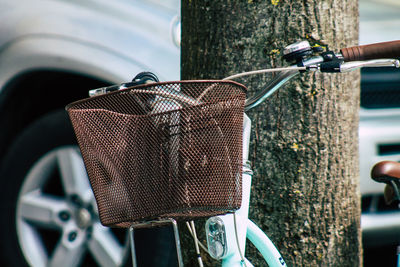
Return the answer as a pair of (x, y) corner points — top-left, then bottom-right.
(181, 1), (361, 266)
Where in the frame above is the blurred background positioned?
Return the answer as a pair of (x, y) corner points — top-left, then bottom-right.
(359, 0), (400, 266)
(0, 0), (398, 266)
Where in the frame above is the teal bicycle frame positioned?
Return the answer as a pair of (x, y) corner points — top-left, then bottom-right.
(212, 114), (286, 267)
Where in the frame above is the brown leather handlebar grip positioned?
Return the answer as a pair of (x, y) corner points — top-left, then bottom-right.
(340, 40), (400, 61)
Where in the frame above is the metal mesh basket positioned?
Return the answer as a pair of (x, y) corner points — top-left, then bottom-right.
(66, 80), (246, 228)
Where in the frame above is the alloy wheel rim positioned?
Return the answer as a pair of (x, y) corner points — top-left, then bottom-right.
(16, 146), (128, 267)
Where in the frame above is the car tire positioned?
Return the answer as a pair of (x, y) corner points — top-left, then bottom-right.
(0, 110), (132, 267)
(0, 109), (178, 267)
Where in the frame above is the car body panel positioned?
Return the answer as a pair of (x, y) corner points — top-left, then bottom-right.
(359, 0), (400, 45)
(0, 1), (180, 265)
(0, 0), (180, 89)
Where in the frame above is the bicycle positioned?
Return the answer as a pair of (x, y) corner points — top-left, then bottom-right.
(66, 40), (400, 266)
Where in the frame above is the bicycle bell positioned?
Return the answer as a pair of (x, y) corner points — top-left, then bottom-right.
(282, 40), (313, 63)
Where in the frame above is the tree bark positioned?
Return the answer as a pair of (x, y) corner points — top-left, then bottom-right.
(181, 1), (361, 266)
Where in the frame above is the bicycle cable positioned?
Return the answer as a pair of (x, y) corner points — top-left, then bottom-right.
(196, 66), (305, 102)
(185, 222), (208, 252)
(222, 66), (306, 80)
(189, 220), (204, 267)
(233, 212), (248, 267)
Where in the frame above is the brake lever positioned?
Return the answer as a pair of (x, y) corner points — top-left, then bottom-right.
(307, 58), (400, 73)
(339, 59), (400, 72)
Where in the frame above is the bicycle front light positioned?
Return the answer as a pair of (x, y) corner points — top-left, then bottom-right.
(205, 216), (227, 259)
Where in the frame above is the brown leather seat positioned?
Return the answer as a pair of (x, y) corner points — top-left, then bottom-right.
(371, 161), (400, 204)
(371, 161), (400, 183)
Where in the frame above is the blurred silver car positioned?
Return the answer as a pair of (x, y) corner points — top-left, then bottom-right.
(0, 0), (179, 266)
(359, 0), (400, 251)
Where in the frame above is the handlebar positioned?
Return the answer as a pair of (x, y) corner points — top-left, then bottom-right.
(340, 40), (400, 61)
(245, 40), (399, 110)
(88, 40), (400, 112)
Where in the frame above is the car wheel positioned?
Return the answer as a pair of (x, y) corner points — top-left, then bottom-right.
(0, 110), (130, 267)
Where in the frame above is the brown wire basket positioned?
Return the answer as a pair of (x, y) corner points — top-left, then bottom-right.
(66, 80), (246, 228)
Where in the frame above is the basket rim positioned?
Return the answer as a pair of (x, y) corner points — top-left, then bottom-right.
(66, 97), (246, 121)
(65, 80), (248, 111)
